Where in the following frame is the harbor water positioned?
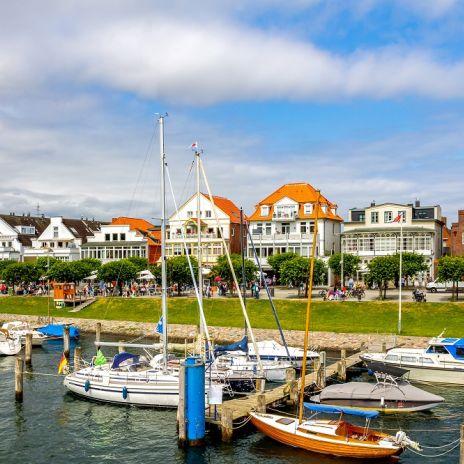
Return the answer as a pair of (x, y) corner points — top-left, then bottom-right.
(1, 333), (463, 463)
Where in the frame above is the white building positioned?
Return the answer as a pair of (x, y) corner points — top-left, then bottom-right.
(247, 183), (343, 270)
(342, 201), (445, 279)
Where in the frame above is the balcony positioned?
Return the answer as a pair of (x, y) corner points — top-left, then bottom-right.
(272, 210), (298, 221)
(250, 232), (313, 242)
(167, 233), (220, 241)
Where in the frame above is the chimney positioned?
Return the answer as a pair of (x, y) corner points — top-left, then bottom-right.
(370, 201), (376, 207)
(415, 199), (420, 207)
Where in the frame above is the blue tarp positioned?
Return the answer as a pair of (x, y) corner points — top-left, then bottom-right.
(304, 402), (379, 419)
(214, 336), (248, 353)
(111, 352), (139, 369)
(36, 324), (80, 339)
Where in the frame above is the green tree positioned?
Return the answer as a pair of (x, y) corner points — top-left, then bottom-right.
(280, 257), (327, 290)
(4, 262), (39, 292)
(437, 256), (464, 301)
(34, 256), (60, 276)
(392, 252), (428, 284)
(366, 256), (397, 300)
(210, 254), (258, 294)
(0, 260), (16, 280)
(97, 259), (138, 294)
(267, 252), (297, 282)
(127, 256), (149, 272)
(328, 253), (361, 282)
(79, 258), (102, 272)
(48, 262), (79, 283)
(167, 255), (199, 296)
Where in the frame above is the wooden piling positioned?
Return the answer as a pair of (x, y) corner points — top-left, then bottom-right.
(25, 333), (33, 367)
(318, 351), (327, 388)
(63, 326), (70, 359)
(341, 349), (346, 360)
(255, 378), (265, 393)
(96, 322), (101, 350)
(74, 346), (82, 372)
(118, 340), (125, 353)
(177, 364), (186, 447)
(15, 356), (24, 402)
(285, 367), (296, 382)
(221, 407), (233, 443)
(460, 423), (464, 463)
(256, 394), (266, 413)
(289, 380), (299, 404)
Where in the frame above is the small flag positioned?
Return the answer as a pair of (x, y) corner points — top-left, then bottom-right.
(393, 212), (403, 223)
(191, 141), (198, 150)
(94, 349), (106, 366)
(156, 315), (163, 335)
(58, 353), (68, 374)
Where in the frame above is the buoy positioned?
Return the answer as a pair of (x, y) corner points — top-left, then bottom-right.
(122, 386), (128, 399)
(84, 380), (90, 392)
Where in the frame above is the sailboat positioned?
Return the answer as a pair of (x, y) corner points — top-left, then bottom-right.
(0, 327), (22, 355)
(249, 191), (421, 459)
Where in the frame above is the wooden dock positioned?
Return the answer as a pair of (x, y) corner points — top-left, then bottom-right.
(206, 350), (365, 441)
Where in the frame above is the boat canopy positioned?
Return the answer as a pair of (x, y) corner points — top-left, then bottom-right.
(37, 324), (80, 339)
(111, 352), (140, 369)
(367, 361), (409, 378)
(214, 336), (248, 353)
(304, 402), (379, 418)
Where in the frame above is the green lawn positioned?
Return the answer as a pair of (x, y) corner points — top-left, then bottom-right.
(0, 296), (463, 337)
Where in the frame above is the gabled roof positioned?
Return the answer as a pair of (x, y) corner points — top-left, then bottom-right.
(0, 214), (50, 247)
(111, 217), (155, 232)
(203, 194), (242, 224)
(63, 218), (107, 243)
(248, 183), (342, 222)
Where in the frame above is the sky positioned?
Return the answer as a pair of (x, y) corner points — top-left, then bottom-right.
(1, 0), (463, 226)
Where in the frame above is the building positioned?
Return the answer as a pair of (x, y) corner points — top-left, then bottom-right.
(247, 183), (343, 270)
(342, 200), (445, 279)
(0, 213), (50, 261)
(80, 217), (161, 264)
(450, 210), (464, 256)
(166, 193), (242, 269)
(23, 216), (106, 262)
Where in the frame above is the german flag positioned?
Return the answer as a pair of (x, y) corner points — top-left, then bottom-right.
(58, 353), (68, 374)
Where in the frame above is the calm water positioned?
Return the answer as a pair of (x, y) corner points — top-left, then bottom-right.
(0, 334), (462, 463)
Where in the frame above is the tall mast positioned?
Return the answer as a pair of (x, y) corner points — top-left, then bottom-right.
(240, 207), (247, 336)
(298, 190), (321, 424)
(159, 115), (168, 373)
(195, 150), (204, 341)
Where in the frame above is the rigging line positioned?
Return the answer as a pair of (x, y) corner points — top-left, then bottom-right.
(406, 442), (460, 458)
(198, 155), (264, 376)
(165, 164), (215, 362)
(420, 437), (460, 449)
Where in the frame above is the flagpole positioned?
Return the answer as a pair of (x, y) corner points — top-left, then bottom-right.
(398, 215), (403, 334)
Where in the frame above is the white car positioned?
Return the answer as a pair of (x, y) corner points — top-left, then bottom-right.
(426, 280), (464, 293)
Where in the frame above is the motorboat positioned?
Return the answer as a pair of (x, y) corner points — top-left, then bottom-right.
(250, 404), (421, 459)
(361, 335), (464, 385)
(2, 321), (49, 346)
(311, 362), (444, 413)
(0, 328), (22, 355)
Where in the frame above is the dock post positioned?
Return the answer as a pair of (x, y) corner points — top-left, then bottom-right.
(25, 333), (33, 367)
(289, 380), (299, 404)
(63, 326), (70, 359)
(96, 322), (101, 350)
(179, 356), (205, 446)
(285, 367), (296, 382)
(256, 394), (266, 413)
(118, 340), (125, 353)
(221, 407), (233, 443)
(177, 363), (186, 446)
(15, 356), (24, 402)
(382, 342), (387, 353)
(74, 346), (82, 371)
(341, 349), (346, 360)
(461, 423), (464, 463)
(319, 351), (326, 388)
(255, 378), (265, 393)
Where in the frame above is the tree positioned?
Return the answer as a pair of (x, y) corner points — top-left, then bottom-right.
(3, 263), (39, 292)
(392, 252), (428, 284)
(167, 255), (199, 296)
(328, 253), (361, 282)
(366, 256), (397, 300)
(280, 257), (327, 290)
(97, 259), (138, 294)
(127, 256), (149, 272)
(79, 258), (102, 272)
(0, 260), (16, 280)
(210, 254), (258, 293)
(437, 256), (464, 301)
(48, 262), (80, 283)
(267, 252), (297, 282)
(34, 256), (60, 276)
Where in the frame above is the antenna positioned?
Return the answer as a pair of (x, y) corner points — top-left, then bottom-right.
(36, 203), (40, 217)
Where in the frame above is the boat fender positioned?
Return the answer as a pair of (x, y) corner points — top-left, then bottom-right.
(122, 386), (128, 400)
(367, 369), (373, 376)
(84, 380), (90, 392)
(380, 397), (385, 408)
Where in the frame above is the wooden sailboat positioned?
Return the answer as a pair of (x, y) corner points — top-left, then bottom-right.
(249, 191), (421, 459)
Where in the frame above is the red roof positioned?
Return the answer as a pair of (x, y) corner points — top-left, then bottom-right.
(201, 193), (243, 224)
(111, 217), (155, 232)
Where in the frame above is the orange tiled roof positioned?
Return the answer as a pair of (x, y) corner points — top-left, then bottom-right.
(201, 194), (243, 224)
(248, 182), (342, 222)
(111, 217), (155, 233)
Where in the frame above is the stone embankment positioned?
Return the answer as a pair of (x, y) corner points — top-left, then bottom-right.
(0, 313), (430, 351)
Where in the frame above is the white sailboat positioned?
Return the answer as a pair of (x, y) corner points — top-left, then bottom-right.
(2, 321), (49, 346)
(0, 327), (22, 355)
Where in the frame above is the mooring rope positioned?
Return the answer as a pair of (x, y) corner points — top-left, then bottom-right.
(406, 442), (460, 458)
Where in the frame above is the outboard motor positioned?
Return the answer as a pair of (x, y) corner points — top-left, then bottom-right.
(394, 431), (422, 451)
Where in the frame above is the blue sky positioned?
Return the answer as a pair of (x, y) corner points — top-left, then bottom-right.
(0, 0), (463, 225)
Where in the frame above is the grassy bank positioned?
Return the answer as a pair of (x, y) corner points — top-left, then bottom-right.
(0, 296), (463, 337)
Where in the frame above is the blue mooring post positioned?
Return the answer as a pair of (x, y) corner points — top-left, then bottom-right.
(178, 356), (205, 447)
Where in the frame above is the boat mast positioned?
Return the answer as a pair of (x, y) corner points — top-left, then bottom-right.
(298, 190), (322, 424)
(240, 207), (247, 337)
(195, 149), (204, 343)
(159, 115), (168, 374)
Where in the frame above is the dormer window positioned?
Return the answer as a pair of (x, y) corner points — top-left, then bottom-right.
(321, 205), (327, 213)
(261, 205), (269, 216)
(304, 203), (313, 215)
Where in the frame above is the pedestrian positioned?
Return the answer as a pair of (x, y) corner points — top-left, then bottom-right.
(255, 284), (260, 299)
(348, 277), (354, 291)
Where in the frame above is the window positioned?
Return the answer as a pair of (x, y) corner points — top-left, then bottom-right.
(300, 222), (307, 233)
(426, 345), (449, 354)
(53, 226), (59, 238)
(112, 233), (118, 241)
(321, 205), (327, 213)
(418, 357), (434, 364)
(304, 203), (312, 215)
(385, 355), (399, 361)
(281, 223), (290, 234)
(105, 233), (110, 241)
(120, 233), (126, 241)
(384, 211), (393, 222)
(400, 356), (417, 363)
(254, 223), (263, 234)
(456, 348), (464, 358)
(187, 211), (193, 218)
(397, 210), (406, 222)
(205, 210), (212, 218)
(371, 212), (379, 223)
(265, 223), (272, 235)
(58, 242), (63, 248)
(261, 205), (269, 216)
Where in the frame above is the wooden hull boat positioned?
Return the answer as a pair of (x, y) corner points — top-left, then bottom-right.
(250, 412), (404, 459)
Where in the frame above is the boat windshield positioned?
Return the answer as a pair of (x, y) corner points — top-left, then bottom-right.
(426, 345), (449, 355)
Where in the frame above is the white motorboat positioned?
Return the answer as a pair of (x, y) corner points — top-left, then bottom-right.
(2, 321), (49, 346)
(0, 328), (22, 355)
(361, 335), (464, 385)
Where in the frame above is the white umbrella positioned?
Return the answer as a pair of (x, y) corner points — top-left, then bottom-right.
(137, 270), (155, 280)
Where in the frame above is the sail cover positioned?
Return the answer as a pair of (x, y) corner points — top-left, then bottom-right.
(214, 336), (248, 353)
(111, 352), (140, 369)
(37, 324), (80, 339)
(304, 402), (379, 418)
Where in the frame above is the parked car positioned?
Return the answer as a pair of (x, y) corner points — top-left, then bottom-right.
(426, 280), (464, 293)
